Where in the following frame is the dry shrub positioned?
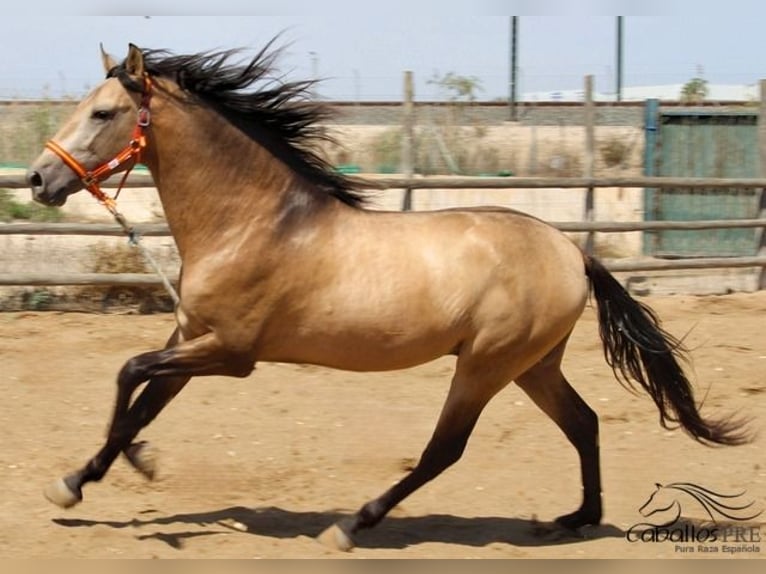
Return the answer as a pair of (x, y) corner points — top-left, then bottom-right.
(78, 242), (174, 313)
(599, 136), (631, 168)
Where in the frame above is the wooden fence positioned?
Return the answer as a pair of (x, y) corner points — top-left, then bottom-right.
(1, 173), (765, 288)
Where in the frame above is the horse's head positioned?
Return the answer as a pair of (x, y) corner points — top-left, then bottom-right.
(638, 482), (680, 520)
(27, 44), (149, 206)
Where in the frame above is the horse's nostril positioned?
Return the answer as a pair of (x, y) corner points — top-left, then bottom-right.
(27, 170), (44, 189)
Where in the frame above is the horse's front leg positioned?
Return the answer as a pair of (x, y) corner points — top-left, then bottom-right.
(44, 331), (254, 508)
(120, 327), (183, 479)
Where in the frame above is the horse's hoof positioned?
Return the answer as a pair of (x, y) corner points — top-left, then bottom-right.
(44, 477), (82, 509)
(124, 441), (157, 480)
(555, 508), (602, 530)
(316, 523), (355, 552)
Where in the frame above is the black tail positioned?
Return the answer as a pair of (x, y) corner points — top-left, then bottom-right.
(584, 256), (751, 446)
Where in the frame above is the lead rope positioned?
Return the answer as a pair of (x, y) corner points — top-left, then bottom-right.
(106, 201), (181, 307)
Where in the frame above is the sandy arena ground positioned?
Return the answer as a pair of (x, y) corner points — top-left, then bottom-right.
(0, 291), (764, 559)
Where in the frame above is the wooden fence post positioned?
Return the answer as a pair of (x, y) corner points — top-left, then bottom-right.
(758, 79), (766, 289)
(583, 75), (595, 255)
(401, 71), (415, 211)
(643, 98), (660, 255)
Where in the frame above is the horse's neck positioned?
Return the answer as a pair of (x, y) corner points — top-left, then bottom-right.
(144, 101), (290, 259)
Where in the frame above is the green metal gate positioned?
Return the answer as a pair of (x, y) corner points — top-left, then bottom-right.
(644, 99), (761, 257)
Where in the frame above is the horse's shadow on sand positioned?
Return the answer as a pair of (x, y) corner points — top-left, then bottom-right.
(53, 506), (624, 551)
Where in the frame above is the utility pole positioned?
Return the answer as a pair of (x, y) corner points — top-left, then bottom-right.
(616, 16), (624, 102)
(309, 51), (319, 98)
(509, 16), (519, 120)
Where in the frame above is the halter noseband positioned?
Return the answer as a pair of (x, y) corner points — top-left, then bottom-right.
(44, 74), (153, 212)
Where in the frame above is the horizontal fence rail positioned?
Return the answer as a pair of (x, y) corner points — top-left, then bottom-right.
(1, 174), (765, 287)
(354, 175), (766, 190)
(605, 256), (766, 272)
(1, 219), (765, 236)
(0, 222), (170, 236)
(0, 273), (178, 287)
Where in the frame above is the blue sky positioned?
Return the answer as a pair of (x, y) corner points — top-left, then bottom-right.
(3, 2), (766, 101)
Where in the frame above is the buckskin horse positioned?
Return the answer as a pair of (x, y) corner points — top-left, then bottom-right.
(26, 42), (749, 551)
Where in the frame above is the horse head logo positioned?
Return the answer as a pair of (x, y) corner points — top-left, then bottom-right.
(638, 482), (763, 527)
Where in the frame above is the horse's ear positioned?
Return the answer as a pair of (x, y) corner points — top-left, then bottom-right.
(124, 43), (145, 77)
(100, 43), (118, 75)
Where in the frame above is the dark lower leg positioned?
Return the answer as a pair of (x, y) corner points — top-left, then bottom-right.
(62, 375), (190, 497)
(120, 328), (181, 467)
(517, 371), (602, 528)
(339, 417), (479, 536)
(48, 331), (247, 507)
(555, 413), (602, 528)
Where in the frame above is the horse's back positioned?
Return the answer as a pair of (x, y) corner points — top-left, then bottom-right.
(364, 205), (588, 307)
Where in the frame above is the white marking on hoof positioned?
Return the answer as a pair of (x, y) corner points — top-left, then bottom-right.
(316, 523), (355, 552)
(44, 478), (82, 509)
(124, 441), (157, 480)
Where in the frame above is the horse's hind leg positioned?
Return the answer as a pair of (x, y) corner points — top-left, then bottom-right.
(319, 360), (504, 551)
(515, 338), (602, 529)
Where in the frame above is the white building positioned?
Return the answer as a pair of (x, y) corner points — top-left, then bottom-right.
(522, 83), (759, 102)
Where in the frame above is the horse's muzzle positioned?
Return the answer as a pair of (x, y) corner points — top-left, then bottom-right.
(27, 169), (70, 206)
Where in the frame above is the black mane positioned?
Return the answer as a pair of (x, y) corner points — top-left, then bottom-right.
(110, 40), (366, 208)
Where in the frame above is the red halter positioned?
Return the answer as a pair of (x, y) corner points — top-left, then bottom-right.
(45, 75), (152, 212)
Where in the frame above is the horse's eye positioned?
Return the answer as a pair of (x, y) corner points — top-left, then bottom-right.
(91, 110), (115, 121)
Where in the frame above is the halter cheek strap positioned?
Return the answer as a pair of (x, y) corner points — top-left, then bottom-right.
(45, 75), (152, 213)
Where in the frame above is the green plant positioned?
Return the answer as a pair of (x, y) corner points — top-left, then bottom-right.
(23, 289), (53, 310)
(427, 72), (484, 103)
(680, 77), (709, 104)
(0, 189), (62, 222)
(370, 127), (404, 173)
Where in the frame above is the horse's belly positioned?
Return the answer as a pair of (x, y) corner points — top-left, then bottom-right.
(257, 322), (462, 372)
